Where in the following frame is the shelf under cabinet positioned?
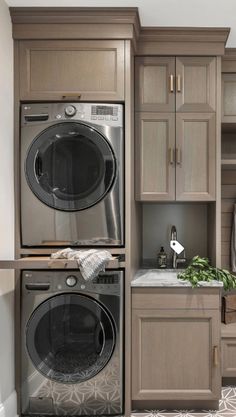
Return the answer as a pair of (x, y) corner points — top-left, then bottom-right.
(0, 256), (125, 270)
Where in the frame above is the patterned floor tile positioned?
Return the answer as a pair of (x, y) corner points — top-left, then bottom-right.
(132, 386), (236, 417)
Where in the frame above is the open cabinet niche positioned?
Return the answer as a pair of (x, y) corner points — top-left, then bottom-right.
(221, 125), (236, 270)
(142, 202), (217, 267)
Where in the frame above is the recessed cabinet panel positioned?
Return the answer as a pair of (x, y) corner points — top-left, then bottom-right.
(136, 113), (175, 200)
(176, 57), (216, 112)
(222, 74), (236, 122)
(132, 308), (220, 401)
(19, 40), (124, 100)
(176, 113), (216, 201)
(222, 338), (236, 377)
(135, 57), (175, 112)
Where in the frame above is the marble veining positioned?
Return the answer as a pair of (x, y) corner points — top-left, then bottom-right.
(131, 270), (223, 288)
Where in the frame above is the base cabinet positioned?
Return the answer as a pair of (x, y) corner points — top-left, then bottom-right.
(132, 289), (221, 404)
(222, 323), (236, 377)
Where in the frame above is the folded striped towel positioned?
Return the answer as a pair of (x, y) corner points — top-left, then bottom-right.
(50, 248), (113, 281)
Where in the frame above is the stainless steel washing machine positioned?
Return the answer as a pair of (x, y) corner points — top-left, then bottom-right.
(21, 270), (124, 416)
(20, 103), (124, 247)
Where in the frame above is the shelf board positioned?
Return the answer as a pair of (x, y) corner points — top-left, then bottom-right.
(221, 159), (236, 169)
(0, 256), (125, 270)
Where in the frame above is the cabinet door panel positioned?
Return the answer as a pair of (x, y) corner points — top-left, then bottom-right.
(222, 338), (236, 377)
(176, 57), (216, 112)
(135, 57), (175, 112)
(19, 40), (124, 100)
(132, 309), (220, 401)
(222, 74), (236, 122)
(136, 113), (175, 201)
(176, 113), (216, 201)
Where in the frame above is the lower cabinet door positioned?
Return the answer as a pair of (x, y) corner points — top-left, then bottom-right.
(222, 338), (236, 377)
(132, 309), (221, 401)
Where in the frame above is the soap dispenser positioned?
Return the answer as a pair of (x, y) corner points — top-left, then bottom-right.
(157, 246), (167, 269)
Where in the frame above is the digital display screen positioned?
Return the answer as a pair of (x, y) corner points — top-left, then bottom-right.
(91, 106), (118, 116)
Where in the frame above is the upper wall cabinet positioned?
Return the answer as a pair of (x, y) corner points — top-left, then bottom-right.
(176, 57), (216, 112)
(135, 56), (216, 112)
(135, 57), (175, 112)
(19, 40), (125, 101)
(222, 74), (236, 122)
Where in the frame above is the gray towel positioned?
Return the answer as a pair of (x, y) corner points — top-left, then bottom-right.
(231, 204), (236, 272)
(51, 248), (113, 281)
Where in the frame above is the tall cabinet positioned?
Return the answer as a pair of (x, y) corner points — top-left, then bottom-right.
(135, 56), (217, 201)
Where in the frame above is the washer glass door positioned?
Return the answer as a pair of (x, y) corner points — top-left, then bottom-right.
(26, 294), (116, 383)
(25, 122), (116, 211)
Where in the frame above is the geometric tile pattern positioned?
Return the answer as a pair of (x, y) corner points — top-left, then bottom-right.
(132, 386), (236, 417)
(29, 350), (123, 415)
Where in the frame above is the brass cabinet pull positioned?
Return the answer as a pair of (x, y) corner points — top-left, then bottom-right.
(213, 346), (219, 367)
(62, 93), (81, 100)
(176, 148), (181, 165)
(177, 75), (181, 92)
(169, 148), (174, 164)
(169, 74), (174, 92)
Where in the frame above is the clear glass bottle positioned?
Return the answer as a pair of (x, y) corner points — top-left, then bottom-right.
(157, 246), (167, 269)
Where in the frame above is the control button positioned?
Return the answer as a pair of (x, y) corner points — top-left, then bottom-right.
(65, 105), (77, 117)
(80, 284), (86, 290)
(105, 116), (110, 121)
(98, 116), (104, 120)
(111, 116), (118, 121)
(91, 116), (97, 120)
(56, 114), (62, 119)
(66, 275), (77, 287)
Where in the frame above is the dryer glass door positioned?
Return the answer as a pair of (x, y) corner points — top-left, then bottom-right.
(25, 122), (116, 211)
(26, 293), (116, 383)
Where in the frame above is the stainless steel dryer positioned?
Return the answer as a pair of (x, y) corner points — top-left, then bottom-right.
(21, 270), (124, 416)
(20, 103), (124, 247)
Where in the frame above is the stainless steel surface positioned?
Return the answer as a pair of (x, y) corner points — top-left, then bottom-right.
(21, 270), (124, 416)
(170, 225), (187, 269)
(20, 102), (124, 247)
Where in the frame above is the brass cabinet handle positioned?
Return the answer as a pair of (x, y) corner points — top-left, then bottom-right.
(169, 74), (174, 92)
(213, 346), (219, 367)
(62, 93), (81, 100)
(177, 75), (181, 92)
(176, 148), (181, 165)
(169, 148), (174, 164)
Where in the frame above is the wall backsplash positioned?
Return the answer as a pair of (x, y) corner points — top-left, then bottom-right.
(142, 203), (208, 261)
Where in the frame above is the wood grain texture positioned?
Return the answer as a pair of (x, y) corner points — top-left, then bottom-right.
(135, 57), (175, 112)
(222, 74), (236, 122)
(132, 306), (221, 401)
(19, 40), (125, 101)
(176, 56), (216, 112)
(176, 113), (216, 201)
(135, 112), (175, 201)
(222, 339), (236, 377)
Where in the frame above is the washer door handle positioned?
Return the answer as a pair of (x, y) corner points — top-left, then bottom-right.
(25, 283), (50, 291)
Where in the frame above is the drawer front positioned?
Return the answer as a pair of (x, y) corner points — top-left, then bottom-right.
(222, 338), (236, 377)
(132, 288), (220, 310)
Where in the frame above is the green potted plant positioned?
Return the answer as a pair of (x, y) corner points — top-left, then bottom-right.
(177, 255), (236, 290)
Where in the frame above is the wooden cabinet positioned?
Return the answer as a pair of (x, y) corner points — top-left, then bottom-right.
(132, 288), (221, 404)
(136, 113), (175, 200)
(222, 74), (236, 122)
(136, 112), (216, 201)
(135, 56), (216, 113)
(222, 323), (236, 377)
(176, 113), (216, 201)
(135, 57), (175, 112)
(135, 55), (217, 202)
(19, 40), (125, 101)
(176, 57), (216, 112)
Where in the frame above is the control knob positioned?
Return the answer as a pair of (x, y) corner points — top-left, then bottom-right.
(65, 105), (76, 117)
(66, 275), (77, 287)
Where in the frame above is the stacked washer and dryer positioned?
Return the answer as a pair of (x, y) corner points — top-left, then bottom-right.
(20, 103), (124, 416)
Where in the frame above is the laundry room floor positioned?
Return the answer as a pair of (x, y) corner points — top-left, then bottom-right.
(131, 386), (236, 417)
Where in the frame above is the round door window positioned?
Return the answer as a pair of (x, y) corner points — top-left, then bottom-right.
(25, 122), (116, 211)
(26, 294), (116, 384)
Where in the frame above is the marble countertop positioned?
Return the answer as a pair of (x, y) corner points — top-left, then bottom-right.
(131, 269), (224, 288)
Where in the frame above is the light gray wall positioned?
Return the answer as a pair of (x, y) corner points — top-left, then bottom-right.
(142, 203), (208, 262)
(0, 0), (16, 416)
